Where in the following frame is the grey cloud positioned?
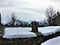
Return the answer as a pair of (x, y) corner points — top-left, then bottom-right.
(40, 0), (60, 2)
(0, 0), (13, 7)
(0, 0), (31, 8)
(0, 0), (6, 3)
(51, 0), (60, 2)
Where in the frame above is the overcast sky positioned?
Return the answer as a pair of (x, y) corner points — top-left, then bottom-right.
(0, 0), (60, 21)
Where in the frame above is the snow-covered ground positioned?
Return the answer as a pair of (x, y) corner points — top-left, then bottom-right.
(38, 26), (60, 36)
(4, 27), (32, 32)
(3, 26), (60, 38)
(3, 27), (36, 39)
(41, 36), (60, 45)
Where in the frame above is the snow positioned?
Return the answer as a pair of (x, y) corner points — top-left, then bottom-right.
(41, 36), (60, 45)
(38, 26), (60, 36)
(3, 27), (36, 38)
(4, 27), (32, 32)
(3, 26), (60, 38)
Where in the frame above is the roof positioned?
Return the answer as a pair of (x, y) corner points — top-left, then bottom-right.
(52, 12), (60, 20)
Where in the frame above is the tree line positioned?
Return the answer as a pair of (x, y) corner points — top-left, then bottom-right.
(45, 6), (60, 26)
(0, 6), (59, 27)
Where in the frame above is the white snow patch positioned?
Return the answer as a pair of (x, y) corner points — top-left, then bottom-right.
(3, 27), (36, 39)
(4, 27), (32, 32)
(38, 26), (60, 36)
(41, 36), (60, 45)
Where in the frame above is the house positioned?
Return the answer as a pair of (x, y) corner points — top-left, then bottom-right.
(52, 12), (60, 26)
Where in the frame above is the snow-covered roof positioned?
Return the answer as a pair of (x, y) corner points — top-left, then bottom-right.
(52, 12), (60, 20)
(41, 36), (60, 45)
(3, 27), (36, 38)
(38, 26), (60, 36)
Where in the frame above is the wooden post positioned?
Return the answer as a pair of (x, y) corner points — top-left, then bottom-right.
(0, 13), (1, 25)
(0, 13), (4, 37)
(31, 21), (38, 32)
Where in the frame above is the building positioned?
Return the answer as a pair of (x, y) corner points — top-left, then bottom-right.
(52, 12), (60, 26)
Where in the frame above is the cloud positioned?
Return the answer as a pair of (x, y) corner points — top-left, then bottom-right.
(0, 0), (60, 9)
(0, 0), (13, 7)
(52, 0), (60, 2)
(0, 0), (60, 21)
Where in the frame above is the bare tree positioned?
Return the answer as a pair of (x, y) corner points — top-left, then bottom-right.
(45, 7), (55, 25)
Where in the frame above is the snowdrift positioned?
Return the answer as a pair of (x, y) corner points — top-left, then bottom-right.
(3, 27), (36, 39)
(41, 36), (60, 45)
(4, 27), (32, 32)
(38, 26), (60, 36)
